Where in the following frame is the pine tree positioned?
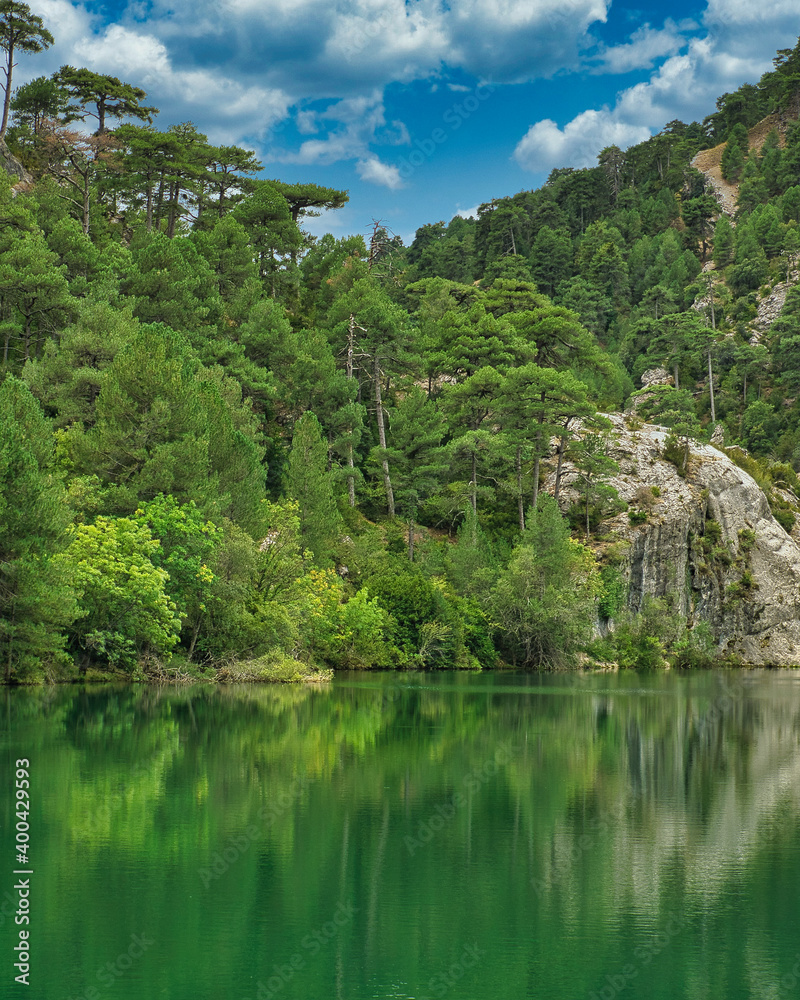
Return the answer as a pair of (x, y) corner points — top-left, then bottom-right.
(385, 388), (447, 560)
(0, 1), (53, 136)
(0, 376), (76, 681)
(286, 411), (342, 565)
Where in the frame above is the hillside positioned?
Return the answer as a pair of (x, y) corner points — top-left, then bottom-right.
(3, 37), (800, 682)
(692, 112), (789, 217)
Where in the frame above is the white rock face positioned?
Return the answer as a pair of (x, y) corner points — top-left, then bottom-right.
(548, 414), (800, 665)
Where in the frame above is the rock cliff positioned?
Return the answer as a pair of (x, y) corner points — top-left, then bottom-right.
(0, 136), (32, 189)
(547, 413), (800, 665)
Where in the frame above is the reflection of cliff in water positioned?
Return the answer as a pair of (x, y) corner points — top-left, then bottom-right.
(540, 673), (800, 919)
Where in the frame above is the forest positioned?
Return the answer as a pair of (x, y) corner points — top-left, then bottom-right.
(2, 10), (800, 682)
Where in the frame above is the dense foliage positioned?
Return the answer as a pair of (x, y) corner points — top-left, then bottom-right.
(3, 18), (800, 681)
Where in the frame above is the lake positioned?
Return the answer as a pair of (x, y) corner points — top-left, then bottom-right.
(3, 670), (800, 1000)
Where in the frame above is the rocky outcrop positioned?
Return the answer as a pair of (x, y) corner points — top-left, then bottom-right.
(0, 136), (32, 189)
(748, 270), (799, 343)
(547, 414), (800, 665)
(691, 144), (738, 217)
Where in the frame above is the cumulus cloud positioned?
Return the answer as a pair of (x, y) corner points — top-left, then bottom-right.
(514, 2), (800, 178)
(514, 110), (650, 172)
(592, 21), (693, 75)
(357, 156), (404, 189)
(18, 0), (800, 194)
(274, 93), (408, 167)
(16, 11), (289, 145)
(446, 0), (610, 82)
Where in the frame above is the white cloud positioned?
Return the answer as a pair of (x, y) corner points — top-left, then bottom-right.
(17, 14), (289, 144)
(74, 24), (171, 81)
(357, 156), (404, 189)
(703, 0), (800, 27)
(456, 205), (479, 219)
(514, 110), (651, 172)
(19, 0), (800, 194)
(274, 93), (408, 168)
(514, 3), (800, 178)
(446, 0), (610, 82)
(592, 21), (692, 75)
(296, 110), (319, 135)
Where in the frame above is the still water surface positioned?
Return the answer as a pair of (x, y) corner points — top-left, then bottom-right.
(3, 670), (800, 1000)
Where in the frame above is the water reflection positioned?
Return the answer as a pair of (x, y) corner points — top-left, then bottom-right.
(2, 671), (800, 1000)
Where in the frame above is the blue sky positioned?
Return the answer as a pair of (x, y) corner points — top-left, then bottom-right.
(22, 0), (800, 243)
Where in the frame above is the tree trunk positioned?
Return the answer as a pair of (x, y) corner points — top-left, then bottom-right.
(708, 349), (716, 424)
(531, 408), (547, 510)
(187, 616), (202, 661)
(407, 518), (414, 562)
(471, 451), (477, 516)
(146, 182), (154, 233)
(554, 434), (568, 500)
(585, 479), (591, 540)
(516, 444), (525, 532)
(82, 175), (90, 235)
(373, 354), (394, 516)
(167, 181), (181, 238)
(0, 44), (14, 137)
(155, 171), (166, 229)
(345, 316), (356, 507)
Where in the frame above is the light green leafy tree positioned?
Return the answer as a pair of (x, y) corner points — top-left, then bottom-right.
(133, 495), (221, 659)
(60, 516), (181, 672)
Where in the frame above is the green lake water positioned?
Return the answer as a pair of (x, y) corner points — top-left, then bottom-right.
(3, 670), (800, 1000)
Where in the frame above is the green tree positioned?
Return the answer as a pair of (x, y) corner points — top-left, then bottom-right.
(566, 430), (620, 538)
(441, 365), (504, 518)
(0, 375), (76, 681)
(114, 125), (181, 233)
(8, 74), (73, 149)
(528, 225), (573, 296)
(55, 65), (156, 134)
(286, 411), (342, 566)
(60, 516), (181, 672)
(133, 495), (221, 659)
(72, 323), (265, 529)
(205, 144), (263, 218)
(191, 215), (259, 302)
(23, 297), (137, 428)
(328, 278), (414, 517)
(713, 215), (735, 269)
(0, 1), (53, 136)
(721, 123), (748, 182)
(434, 301), (516, 380)
(233, 180), (302, 295)
(385, 387), (447, 560)
(266, 179), (348, 225)
(122, 231), (222, 340)
(499, 363), (594, 524)
(0, 223), (73, 365)
(490, 496), (599, 668)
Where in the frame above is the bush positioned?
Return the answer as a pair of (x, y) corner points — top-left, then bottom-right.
(598, 565), (625, 620)
(216, 654), (332, 683)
